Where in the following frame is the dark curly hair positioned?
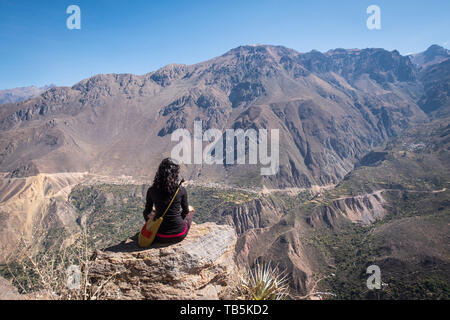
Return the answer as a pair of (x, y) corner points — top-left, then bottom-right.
(152, 158), (180, 194)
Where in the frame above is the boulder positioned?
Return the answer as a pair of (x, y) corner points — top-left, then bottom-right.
(89, 222), (240, 300)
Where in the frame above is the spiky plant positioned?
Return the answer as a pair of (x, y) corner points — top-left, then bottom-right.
(239, 260), (289, 300)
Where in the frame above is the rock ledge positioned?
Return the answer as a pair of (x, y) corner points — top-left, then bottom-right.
(89, 222), (239, 300)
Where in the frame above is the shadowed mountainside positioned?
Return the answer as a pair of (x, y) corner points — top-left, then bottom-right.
(408, 44), (450, 69)
(1, 45), (442, 188)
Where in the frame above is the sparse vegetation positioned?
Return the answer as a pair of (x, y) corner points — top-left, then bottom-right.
(0, 227), (116, 300)
(277, 120), (450, 299)
(187, 186), (259, 224)
(69, 184), (148, 249)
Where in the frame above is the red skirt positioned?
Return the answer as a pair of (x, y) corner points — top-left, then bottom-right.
(154, 211), (194, 244)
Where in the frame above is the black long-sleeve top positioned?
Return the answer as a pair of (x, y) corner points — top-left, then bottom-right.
(143, 185), (189, 235)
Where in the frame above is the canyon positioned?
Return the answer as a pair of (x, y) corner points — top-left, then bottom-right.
(0, 44), (449, 299)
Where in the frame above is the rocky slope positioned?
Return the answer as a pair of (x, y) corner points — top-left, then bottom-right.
(418, 58), (450, 117)
(0, 172), (88, 261)
(89, 222), (239, 300)
(304, 190), (387, 228)
(0, 45), (435, 188)
(236, 118), (450, 298)
(218, 197), (281, 235)
(0, 172), (144, 262)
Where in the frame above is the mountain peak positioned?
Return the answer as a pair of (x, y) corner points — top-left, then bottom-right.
(423, 44), (449, 59)
(409, 44), (450, 67)
(426, 44), (447, 52)
(223, 44), (298, 59)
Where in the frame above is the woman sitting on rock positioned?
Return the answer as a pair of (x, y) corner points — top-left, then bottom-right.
(143, 158), (194, 244)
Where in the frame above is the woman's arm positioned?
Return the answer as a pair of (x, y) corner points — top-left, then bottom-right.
(143, 188), (153, 221)
(180, 187), (189, 218)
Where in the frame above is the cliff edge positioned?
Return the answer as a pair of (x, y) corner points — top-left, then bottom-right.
(89, 222), (239, 300)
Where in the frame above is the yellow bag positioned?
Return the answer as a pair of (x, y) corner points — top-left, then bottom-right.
(138, 181), (183, 248)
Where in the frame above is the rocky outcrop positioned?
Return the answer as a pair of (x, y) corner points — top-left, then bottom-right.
(218, 197), (281, 235)
(89, 222), (240, 300)
(306, 190), (387, 228)
(5, 161), (40, 178)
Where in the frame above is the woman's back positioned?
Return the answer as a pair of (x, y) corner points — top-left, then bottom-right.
(142, 157), (194, 243)
(143, 185), (189, 235)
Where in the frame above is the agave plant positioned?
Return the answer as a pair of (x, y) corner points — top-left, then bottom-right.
(240, 260), (289, 300)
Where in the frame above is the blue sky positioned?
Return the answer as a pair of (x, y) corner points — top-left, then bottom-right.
(0, 0), (449, 89)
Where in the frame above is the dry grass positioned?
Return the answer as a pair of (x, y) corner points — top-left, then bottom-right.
(4, 227), (116, 300)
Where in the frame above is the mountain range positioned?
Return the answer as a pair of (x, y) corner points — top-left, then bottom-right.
(0, 44), (449, 299)
(1, 45), (448, 189)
